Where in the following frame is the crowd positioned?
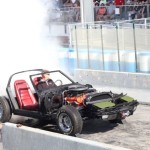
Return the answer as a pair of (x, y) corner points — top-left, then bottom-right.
(49, 0), (150, 22)
(93, 0), (150, 20)
(126, 0), (149, 19)
(50, 0), (81, 22)
(53, 0), (80, 8)
(94, 1), (116, 21)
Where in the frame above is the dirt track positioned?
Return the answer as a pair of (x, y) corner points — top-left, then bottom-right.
(80, 104), (150, 150)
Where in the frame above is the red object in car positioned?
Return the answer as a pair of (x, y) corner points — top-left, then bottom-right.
(66, 94), (86, 106)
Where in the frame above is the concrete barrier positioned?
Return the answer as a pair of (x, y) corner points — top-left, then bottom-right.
(2, 123), (131, 150)
(74, 69), (150, 103)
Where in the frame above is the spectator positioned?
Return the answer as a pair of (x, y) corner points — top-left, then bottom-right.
(128, 5), (136, 19)
(140, 1), (147, 18)
(131, 2), (144, 19)
(73, 1), (80, 22)
(71, 0), (78, 4)
(63, 0), (73, 7)
(104, 1), (116, 20)
(95, 1), (100, 6)
(96, 3), (107, 21)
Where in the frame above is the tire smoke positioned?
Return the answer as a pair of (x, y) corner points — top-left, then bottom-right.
(0, 0), (62, 94)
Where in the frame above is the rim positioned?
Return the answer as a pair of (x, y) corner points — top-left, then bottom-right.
(58, 113), (73, 133)
(0, 103), (3, 119)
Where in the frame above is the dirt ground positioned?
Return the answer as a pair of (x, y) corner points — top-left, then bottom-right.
(1, 104), (150, 150)
(80, 104), (150, 150)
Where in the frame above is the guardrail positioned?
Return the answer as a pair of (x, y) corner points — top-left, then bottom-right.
(74, 69), (150, 103)
(2, 123), (131, 150)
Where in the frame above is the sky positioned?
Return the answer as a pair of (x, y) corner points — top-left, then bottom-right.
(0, 0), (62, 94)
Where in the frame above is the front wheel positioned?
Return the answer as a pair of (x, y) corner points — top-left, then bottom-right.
(56, 105), (83, 136)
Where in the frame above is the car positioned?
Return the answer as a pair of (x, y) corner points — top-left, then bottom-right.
(0, 69), (139, 135)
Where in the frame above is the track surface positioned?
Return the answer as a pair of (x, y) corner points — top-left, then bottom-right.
(80, 104), (150, 150)
(41, 104), (150, 150)
(0, 104), (150, 150)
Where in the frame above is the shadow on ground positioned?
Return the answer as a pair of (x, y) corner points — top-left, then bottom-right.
(81, 119), (118, 134)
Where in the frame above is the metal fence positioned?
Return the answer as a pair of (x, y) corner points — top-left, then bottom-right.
(68, 18), (150, 74)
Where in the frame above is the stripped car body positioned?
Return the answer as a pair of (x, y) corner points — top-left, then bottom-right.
(0, 69), (139, 135)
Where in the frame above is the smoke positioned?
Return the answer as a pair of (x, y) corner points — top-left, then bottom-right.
(0, 0), (62, 94)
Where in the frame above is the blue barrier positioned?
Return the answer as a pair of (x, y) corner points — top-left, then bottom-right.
(68, 48), (77, 74)
(68, 48), (120, 71)
(78, 49), (88, 69)
(120, 51), (136, 72)
(104, 50), (119, 71)
(62, 47), (150, 74)
(59, 47), (69, 72)
(138, 52), (150, 73)
(89, 49), (103, 70)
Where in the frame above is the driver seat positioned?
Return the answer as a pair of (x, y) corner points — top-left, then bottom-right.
(14, 80), (38, 110)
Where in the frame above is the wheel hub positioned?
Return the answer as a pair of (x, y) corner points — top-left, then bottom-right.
(58, 113), (72, 133)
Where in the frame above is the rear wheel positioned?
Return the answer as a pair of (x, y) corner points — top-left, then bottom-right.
(56, 105), (83, 136)
(0, 96), (12, 123)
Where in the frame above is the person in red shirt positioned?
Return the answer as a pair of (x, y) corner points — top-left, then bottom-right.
(96, 3), (107, 21)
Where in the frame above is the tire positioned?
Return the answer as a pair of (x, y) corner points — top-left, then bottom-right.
(0, 96), (12, 123)
(56, 105), (83, 136)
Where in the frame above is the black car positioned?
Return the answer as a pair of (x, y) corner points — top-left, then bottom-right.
(0, 69), (139, 135)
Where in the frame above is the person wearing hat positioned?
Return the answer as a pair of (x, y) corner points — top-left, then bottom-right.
(36, 71), (56, 91)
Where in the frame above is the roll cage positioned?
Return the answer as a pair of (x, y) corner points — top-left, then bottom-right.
(6, 69), (75, 112)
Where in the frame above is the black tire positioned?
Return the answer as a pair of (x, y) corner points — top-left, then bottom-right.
(56, 105), (83, 135)
(0, 96), (12, 123)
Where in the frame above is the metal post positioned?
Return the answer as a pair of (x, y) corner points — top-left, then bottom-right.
(75, 25), (79, 68)
(133, 23), (138, 72)
(116, 25), (120, 71)
(86, 24), (90, 69)
(100, 25), (105, 70)
(68, 25), (72, 47)
(144, 18), (147, 29)
(146, 4), (149, 17)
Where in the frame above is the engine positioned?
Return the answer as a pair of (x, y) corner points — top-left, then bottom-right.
(64, 84), (95, 106)
(65, 94), (87, 106)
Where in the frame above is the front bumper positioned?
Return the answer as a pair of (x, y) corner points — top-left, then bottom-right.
(86, 100), (139, 120)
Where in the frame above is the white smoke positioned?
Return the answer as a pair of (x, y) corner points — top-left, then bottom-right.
(0, 0), (63, 95)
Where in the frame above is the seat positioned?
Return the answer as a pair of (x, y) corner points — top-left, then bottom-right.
(14, 80), (38, 110)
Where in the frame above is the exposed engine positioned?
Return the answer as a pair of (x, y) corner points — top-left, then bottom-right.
(65, 94), (87, 106)
(64, 84), (124, 107)
(64, 84), (96, 106)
